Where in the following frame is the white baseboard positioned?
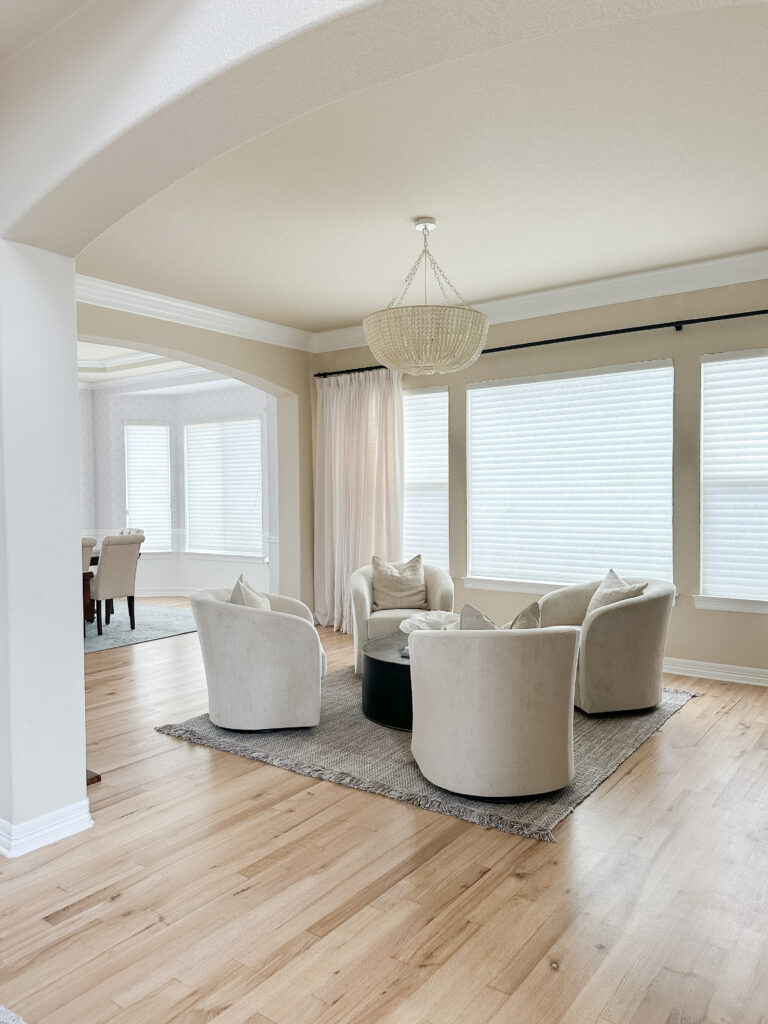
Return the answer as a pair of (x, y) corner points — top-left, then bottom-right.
(0, 799), (93, 858)
(664, 657), (768, 687)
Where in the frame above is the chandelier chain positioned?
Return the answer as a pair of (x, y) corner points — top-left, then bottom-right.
(386, 225), (468, 309)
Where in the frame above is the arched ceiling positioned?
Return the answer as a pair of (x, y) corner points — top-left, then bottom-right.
(4, 0), (759, 257)
(76, 4), (768, 332)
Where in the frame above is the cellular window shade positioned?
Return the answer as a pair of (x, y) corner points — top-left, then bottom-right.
(124, 423), (172, 552)
(403, 390), (450, 571)
(468, 363), (674, 585)
(701, 352), (768, 600)
(185, 419), (263, 556)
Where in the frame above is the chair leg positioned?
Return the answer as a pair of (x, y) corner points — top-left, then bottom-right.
(96, 600), (102, 636)
(107, 598), (114, 616)
(105, 600), (111, 625)
(128, 595), (135, 630)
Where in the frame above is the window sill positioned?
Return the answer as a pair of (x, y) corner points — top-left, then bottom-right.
(461, 577), (563, 596)
(694, 595), (768, 615)
(184, 551), (267, 562)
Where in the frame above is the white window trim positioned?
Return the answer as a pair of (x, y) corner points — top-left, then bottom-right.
(693, 595), (768, 614)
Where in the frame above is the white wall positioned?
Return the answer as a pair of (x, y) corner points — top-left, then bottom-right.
(0, 241), (90, 855)
(79, 376), (278, 595)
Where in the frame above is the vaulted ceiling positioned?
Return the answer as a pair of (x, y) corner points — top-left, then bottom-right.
(76, 5), (768, 333)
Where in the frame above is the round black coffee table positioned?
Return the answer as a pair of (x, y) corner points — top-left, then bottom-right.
(361, 633), (412, 730)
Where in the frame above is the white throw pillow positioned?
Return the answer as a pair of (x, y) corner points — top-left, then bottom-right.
(229, 574), (270, 610)
(459, 601), (541, 630)
(371, 554), (428, 611)
(585, 569), (646, 617)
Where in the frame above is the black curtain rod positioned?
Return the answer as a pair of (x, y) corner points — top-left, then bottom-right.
(313, 307), (768, 378)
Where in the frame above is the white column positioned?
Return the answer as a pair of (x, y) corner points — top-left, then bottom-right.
(0, 240), (91, 857)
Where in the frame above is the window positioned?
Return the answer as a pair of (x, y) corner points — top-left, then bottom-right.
(402, 389), (450, 571)
(701, 351), (768, 600)
(124, 423), (172, 552)
(185, 419), (263, 556)
(468, 362), (674, 585)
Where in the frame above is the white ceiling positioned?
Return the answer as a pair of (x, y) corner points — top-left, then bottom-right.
(77, 339), (194, 384)
(0, 0), (92, 62)
(76, 6), (768, 333)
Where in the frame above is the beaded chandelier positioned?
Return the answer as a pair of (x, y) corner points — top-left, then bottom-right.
(363, 218), (488, 375)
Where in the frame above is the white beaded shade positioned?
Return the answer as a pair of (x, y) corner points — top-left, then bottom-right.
(363, 304), (488, 376)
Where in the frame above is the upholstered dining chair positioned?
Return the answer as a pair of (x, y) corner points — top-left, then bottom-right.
(538, 578), (676, 713)
(409, 627), (581, 798)
(89, 532), (144, 634)
(81, 536), (97, 572)
(190, 588), (325, 730)
(350, 562), (454, 674)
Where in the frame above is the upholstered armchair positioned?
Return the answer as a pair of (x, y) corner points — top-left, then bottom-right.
(409, 627), (581, 798)
(81, 536), (97, 572)
(350, 563), (454, 674)
(190, 589), (325, 730)
(538, 578), (676, 713)
(89, 532), (144, 634)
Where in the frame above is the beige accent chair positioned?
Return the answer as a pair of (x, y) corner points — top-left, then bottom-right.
(539, 578), (675, 713)
(409, 627), (581, 798)
(190, 588), (325, 730)
(81, 536), (97, 572)
(89, 532), (144, 634)
(350, 563), (454, 674)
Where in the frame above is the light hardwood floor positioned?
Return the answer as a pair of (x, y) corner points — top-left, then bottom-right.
(2, 599), (767, 1023)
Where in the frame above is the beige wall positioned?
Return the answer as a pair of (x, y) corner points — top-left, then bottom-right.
(314, 279), (768, 672)
(77, 304), (317, 606)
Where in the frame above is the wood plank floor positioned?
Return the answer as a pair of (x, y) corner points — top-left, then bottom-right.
(2, 600), (768, 1022)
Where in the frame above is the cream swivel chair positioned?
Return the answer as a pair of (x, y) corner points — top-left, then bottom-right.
(409, 627), (581, 798)
(89, 532), (144, 634)
(538, 578), (675, 713)
(350, 563), (454, 674)
(190, 589), (325, 730)
(81, 536), (97, 572)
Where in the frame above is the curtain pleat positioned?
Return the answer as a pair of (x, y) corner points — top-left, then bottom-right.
(314, 369), (403, 632)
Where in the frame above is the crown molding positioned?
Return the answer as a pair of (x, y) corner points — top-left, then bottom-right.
(75, 276), (312, 351)
(78, 363), (216, 392)
(309, 324), (366, 353)
(475, 248), (768, 326)
(77, 249), (768, 358)
(77, 348), (161, 371)
(309, 248), (768, 353)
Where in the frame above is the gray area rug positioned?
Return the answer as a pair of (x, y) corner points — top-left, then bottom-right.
(0, 1008), (28, 1024)
(158, 667), (694, 841)
(84, 604), (196, 653)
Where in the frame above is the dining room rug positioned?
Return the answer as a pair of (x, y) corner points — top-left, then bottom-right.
(0, 1007), (28, 1024)
(84, 604), (196, 653)
(157, 667), (695, 841)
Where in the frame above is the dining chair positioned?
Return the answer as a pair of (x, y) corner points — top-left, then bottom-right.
(90, 533), (144, 634)
(81, 536), (97, 572)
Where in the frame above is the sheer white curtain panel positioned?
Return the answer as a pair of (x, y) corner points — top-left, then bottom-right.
(314, 369), (403, 632)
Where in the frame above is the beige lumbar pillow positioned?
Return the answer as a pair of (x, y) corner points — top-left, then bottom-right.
(229, 574), (270, 610)
(585, 569), (646, 617)
(371, 554), (428, 611)
(459, 600), (541, 630)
